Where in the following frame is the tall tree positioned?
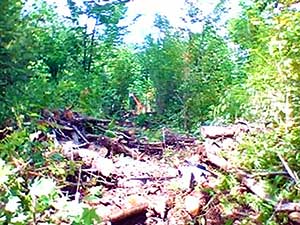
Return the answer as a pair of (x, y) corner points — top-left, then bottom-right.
(67, 0), (128, 74)
(0, 0), (36, 96)
(141, 25), (185, 116)
(180, 22), (236, 126)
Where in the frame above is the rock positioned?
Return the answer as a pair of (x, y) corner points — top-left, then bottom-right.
(289, 211), (300, 223)
(92, 157), (115, 177)
(184, 191), (207, 217)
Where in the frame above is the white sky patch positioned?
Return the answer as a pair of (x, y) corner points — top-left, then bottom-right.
(124, 0), (185, 43)
(27, 0), (241, 43)
(47, 0), (70, 17)
(124, 0), (218, 43)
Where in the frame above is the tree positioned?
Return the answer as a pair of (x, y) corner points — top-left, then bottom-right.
(180, 22), (236, 126)
(228, 0), (300, 129)
(141, 29), (185, 116)
(0, 0), (36, 97)
(27, 2), (80, 82)
(67, 0), (128, 74)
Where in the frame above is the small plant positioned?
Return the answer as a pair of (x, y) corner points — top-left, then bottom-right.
(0, 125), (102, 224)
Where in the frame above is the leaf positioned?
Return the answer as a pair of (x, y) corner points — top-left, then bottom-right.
(0, 159), (12, 185)
(29, 178), (56, 197)
(50, 153), (64, 161)
(5, 196), (21, 212)
(73, 208), (101, 225)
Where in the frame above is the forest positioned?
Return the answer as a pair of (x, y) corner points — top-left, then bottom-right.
(1, 0), (300, 224)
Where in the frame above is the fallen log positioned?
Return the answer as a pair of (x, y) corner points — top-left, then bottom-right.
(201, 123), (249, 139)
(103, 202), (148, 222)
(277, 153), (299, 183)
(99, 136), (140, 159)
(236, 170), (273, 202)
(162, 128), (197, 148)
(276, 202), (300, 212)
(97, 195), (149, 223)
(201, 126), (237, 139)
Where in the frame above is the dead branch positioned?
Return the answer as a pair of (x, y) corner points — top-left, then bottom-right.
(204, 141), (272, 203)
(275, 202), (300, 212)
(99, 136), (139, 158)
(236, 170), (273, 202)
(250, 171), (288, 178)
(277, 153), (299, 183)
(101, 202), (149, 222)
(127, 175), (179, 182)
(71, 125), (89, 143)
(163, 128), (197, 148)
(206, 152), (233, 171)
(201, 124), (249, 139)
(201, 126), (237, 139)
(78, 116), (111, 125)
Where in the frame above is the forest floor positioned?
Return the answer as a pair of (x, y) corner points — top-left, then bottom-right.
(2, 109), (295, 225)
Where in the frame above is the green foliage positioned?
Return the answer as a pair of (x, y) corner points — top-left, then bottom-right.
(0, 0), (37, 104)
(0, 168), (101, 224)
(0, 125), (101, 224)
(0, 0), (240, 129)
(217, 1), (300, 205)
(214, 83), (250, 121)
(181, 23), (237, 126)
(215, 127), (300, 224)
(1, 0), (300, 223)
(227, 0), (300, 125)
(214, 2), (300, 222)
(218, 3), (300, 221)
(0, 0), (134, 121)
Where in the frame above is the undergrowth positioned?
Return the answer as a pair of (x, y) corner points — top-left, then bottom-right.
(0, 124), (101, 224)
(216, 123), (300, 224)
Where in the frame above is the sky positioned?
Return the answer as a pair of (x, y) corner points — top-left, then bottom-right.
(124, 0), (217, 43)
(39, 0), (241, 44)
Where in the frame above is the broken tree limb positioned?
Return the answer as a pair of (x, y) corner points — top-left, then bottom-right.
(162, 128), (197, 147)
(99, 136), (139, 159)
(126, 175), (179, 182)
(201, 126), (237, 139)
(201, 124), (249, 139)
(78, 116), (111, 125)
(202, 123), (275, 203)
(206, 152), (233, 171)
(288, 211), (300, 223)
(71, 125), (89, 144)
(205, 147), (273, 203)
(275, 202), (300, 212)
(98, 195), (149, 223)
(102, 202), (149, 222)
(277, 153), (299, 183)
(236, 170), (273, 203)
(250, 171), (288, 178)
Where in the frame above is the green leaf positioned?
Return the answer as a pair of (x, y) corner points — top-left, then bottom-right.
(29, 178), (56, 197)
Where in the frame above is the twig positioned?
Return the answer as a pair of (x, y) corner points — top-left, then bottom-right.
(249, 171), (288, 178)
(83, 170), (116, 187)
(202, 194), (217, 212)
(236, 170), (274, 203)
(75, 166), (82, 203)
(127, 175), (178, 182)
